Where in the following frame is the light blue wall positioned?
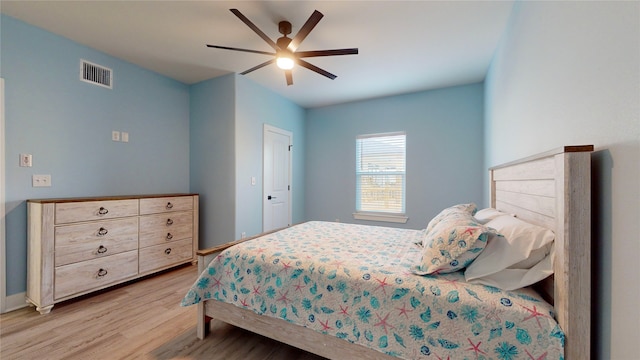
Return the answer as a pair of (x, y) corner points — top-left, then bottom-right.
(1, 15), (190, 295)
(235, 76), (305, 238)
(484, 2), (639, 358)
(188, 74), (305, 247)
(189, 74), (236, 249)
(305, 83), (485, 229)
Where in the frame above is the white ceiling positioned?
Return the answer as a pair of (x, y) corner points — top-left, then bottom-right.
(1, 1), (514, 108)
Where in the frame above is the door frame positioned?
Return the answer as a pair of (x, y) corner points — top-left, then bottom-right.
(262, 124), (292, 232)
(1, 78), (6, 313)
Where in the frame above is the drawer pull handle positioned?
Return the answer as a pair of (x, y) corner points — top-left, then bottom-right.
(166, 233), (173, 240)
(97, 227), (108, 236)
(97, 268), (108, 277)
(166, 219), (174, 226)
(98, 207), (109, 215)
(165, 248), (172, 255)
(166, 202), (174, 209)
(97, 245), (108, 254)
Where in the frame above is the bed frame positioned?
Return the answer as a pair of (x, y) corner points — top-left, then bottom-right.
(195, 145), (593, 359)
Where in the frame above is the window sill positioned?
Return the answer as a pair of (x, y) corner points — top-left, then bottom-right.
(352, 212), (408, 224)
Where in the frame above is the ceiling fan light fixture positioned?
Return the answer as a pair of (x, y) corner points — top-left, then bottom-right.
(207, 9), (358, 85)
(276, 56), (294, 70)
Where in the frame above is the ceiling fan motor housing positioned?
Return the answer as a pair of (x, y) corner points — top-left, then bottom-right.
(278, 21), (292, 36)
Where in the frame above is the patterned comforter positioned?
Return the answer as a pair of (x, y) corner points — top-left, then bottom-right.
(182, 221), (564, 359)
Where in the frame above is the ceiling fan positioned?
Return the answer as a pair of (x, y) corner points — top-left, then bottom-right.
(206, 9), (358, 86)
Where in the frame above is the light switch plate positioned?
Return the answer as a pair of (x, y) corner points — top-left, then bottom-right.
(112, 131), (120, 141)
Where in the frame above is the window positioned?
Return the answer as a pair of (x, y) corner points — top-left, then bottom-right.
(354, 132), (407, 223)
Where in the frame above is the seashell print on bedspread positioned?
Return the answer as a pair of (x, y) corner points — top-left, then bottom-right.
(182, 221), (564, 360)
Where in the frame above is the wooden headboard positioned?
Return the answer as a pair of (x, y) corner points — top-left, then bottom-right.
(489, 145), (593, 359)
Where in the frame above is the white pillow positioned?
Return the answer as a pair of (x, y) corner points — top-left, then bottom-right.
(464, 215), (554, 290)
(473, 208), (515, 224)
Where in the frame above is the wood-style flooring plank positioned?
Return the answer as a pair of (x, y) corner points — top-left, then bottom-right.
(0, 264), (326, 360)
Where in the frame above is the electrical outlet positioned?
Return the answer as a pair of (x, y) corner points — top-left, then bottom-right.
(241, 232), (246, 239)
(32, 174), (51, 187)
(19, 154), (33, 167)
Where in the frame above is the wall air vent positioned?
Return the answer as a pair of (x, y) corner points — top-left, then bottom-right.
(80, 60), (112, 89)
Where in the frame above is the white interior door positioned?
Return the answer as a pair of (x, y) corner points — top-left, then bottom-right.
(263, 124), (292, 232)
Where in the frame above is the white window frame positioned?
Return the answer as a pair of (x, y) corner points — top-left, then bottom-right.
(353, 131), (408, 224)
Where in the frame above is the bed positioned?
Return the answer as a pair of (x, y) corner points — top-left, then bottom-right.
(182, 145), (593, 359)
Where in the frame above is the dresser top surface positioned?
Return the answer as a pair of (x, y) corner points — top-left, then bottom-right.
(28, 193), (199, 204)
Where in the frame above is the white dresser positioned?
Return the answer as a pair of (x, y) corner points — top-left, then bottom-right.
(27, 194), (199, 314)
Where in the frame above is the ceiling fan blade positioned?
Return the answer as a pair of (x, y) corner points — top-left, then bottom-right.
(230, 8), (279, 50)
(206, 44), (275, 56)
(296, 48), (359, 58)
(287, 10), (324, 52)
(285, 70), (293, 86)
(240, 59), (276, 75)
(297, 59), (337, 80)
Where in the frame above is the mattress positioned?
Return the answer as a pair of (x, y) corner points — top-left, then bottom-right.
(182, 221), (564, 359)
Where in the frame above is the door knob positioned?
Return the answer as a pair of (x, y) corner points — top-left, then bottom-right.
(268, 195), (277, 200)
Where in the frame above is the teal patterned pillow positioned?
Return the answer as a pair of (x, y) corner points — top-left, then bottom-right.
(425, 203), (478, 236)
(415, 208), (491, 274)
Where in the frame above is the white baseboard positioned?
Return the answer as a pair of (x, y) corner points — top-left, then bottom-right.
(2, 292), (28, 313)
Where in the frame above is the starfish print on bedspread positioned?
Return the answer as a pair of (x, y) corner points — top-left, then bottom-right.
(461, 227), (476, 237)
(466, 338), (488, 359)
(374, 312), (395, 334)
(375, 277), (391, 295)
(211, 276), (223, 290)
(293, 281), (306, 293)
(340, 305), (350, 316)
(521, 304), (550, 328)
(280, 261), (292, 274)
(319, 318), (333, 331)
(396, 303), (413, 319)
(277, 290), (292, 305)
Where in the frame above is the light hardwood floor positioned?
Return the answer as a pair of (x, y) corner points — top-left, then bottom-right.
(0, 264), (326, 360)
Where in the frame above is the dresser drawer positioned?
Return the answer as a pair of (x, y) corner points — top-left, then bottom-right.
(55, 199), (139, 224)
(54, 217), (139, 266)
(139, 211), (193, 247)
(139, 238), (193, 274)
(54, 250), (138, 300)
(139, 196), (193, 215)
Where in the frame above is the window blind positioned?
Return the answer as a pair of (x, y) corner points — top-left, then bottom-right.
(355, 132), (406, 214)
